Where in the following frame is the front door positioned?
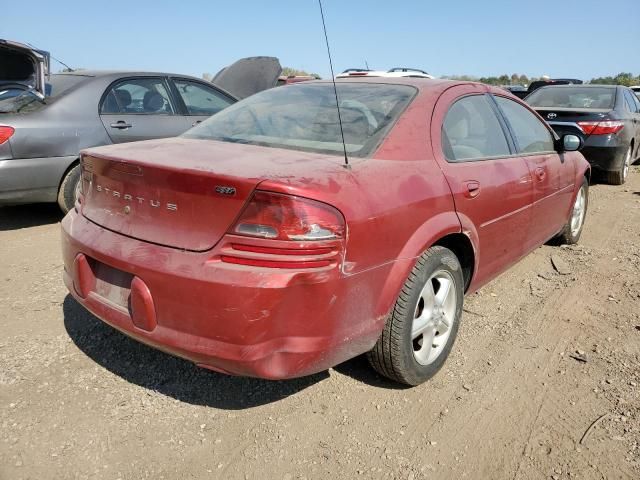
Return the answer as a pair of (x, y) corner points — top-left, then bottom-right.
(99, 77), (186, 143)
(170, 77), (235, 130)
(432, 85), (533, 288)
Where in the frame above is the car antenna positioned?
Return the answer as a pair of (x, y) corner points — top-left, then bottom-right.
(26, 42), (74, 73)
(318, 0), (349, 168)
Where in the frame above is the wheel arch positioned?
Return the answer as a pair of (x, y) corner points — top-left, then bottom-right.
(57, 156), (80, 192)
(372, 212), (478, 327)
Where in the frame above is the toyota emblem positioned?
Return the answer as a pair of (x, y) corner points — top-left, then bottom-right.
(547, 113), (557, 119)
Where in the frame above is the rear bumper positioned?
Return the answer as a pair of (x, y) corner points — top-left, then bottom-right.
(0, 155), (77, 205)
(61, 209), (395, 379)
(581, 137), (627, 173)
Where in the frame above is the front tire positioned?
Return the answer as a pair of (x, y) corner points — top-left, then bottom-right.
(57, 164), (81, 214)
(368, 246), (464, 386)
(556, 177), (589, 245)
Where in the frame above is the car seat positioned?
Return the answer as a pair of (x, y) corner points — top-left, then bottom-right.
(143, 91), (166, 113)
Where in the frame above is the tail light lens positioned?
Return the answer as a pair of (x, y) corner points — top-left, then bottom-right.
(577, 121), (624, 136)
(222, 191), (345, 269)
(231, 191), (345, 241)
(0, 126), (15, 145)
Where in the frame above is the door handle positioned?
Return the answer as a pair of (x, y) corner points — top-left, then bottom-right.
(110, 121), (132, 130)
(535, 167), (546, 181)
(191, 120), (202, 127)
(465, 181), (480, 198)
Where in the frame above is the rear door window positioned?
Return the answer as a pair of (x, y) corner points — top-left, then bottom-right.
(494, 96), (555, 154)
(623, 90), (638, 113)
(172, 79), (234, 115)
(101, 78), (175, 115)
(441, 95), (511, 162)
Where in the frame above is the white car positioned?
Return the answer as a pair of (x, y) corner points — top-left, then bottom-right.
(631, 85), (640, 98)
(336, 68), (434, 79)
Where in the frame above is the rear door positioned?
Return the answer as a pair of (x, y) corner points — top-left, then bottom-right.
(623, 89), (640, 158)
(99, 76), (186, 143)
(432, 85), (533, 286)
(169, 77), (235, 129)
(493, 95), (573, 245)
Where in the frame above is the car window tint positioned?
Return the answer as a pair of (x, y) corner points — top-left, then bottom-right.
(441, 95), (511, 162)
(632, 92), (640, 112)
(494, 96), (554, 154)
(623, 90), (638, 113)
(101, 78), (174, 115)
(173, 79), (234, 115)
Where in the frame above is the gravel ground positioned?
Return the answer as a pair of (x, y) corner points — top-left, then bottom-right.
(1, 168), (639, 480)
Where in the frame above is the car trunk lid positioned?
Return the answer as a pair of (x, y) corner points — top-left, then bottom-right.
(533, 107), (612, 138)
(80, 137), (344, 251)
(0, 39), (49, 97)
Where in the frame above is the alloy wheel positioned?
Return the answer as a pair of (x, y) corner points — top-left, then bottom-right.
(411, 270), (457, 365)
(623, 146), (632, 181)
(570, 185), (587, 237)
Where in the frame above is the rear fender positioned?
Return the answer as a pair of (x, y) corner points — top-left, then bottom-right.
(372, 211), (468, 330)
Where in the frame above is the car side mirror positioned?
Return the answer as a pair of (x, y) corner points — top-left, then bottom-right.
(559, 134), (582, 152)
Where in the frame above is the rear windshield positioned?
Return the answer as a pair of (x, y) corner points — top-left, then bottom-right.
(183, 82), (416, 157)
(0, 74), (87, 113)
(527, 87), (615, 110)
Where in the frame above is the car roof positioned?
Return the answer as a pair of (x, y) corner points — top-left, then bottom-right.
(535, 84), (617, 89)
(332, 76), (451, 86)
(51, 70), (205, 80)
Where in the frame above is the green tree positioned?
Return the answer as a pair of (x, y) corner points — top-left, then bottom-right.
(589, 73), (640, 86)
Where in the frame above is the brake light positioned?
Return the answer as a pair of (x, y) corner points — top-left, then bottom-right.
(231, 191), (345, 241)
(0, 126), (15, 145)
(577, 121), (624, 135)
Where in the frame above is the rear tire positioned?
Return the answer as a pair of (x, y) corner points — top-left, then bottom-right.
(556, 177), (588, 245)
(57, 164), (81, 214)
(367, 246), (464, 386)
(606, 145), (632, 185)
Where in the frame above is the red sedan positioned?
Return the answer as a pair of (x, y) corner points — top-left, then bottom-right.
(61, 78), (590, 385)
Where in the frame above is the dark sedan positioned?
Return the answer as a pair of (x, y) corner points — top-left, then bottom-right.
(526, 84), (640, 184)
(0, 44), (281, 212)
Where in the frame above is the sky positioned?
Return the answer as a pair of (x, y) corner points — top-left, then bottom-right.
(2, 0), (638, 81)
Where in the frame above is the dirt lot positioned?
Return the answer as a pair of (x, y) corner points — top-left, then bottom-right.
(1, 168), (639, 480)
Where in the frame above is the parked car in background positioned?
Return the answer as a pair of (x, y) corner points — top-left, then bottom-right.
(526, 78), (582, 96)
(631, 85), (640, 98)
(336, 67), (434, 79)
(502, 85), (528, 99)
(0, 49), (282, 212)
(276, 75), (316, 86)
(526, 84), (640, 184)
(62, 78), (590, 386)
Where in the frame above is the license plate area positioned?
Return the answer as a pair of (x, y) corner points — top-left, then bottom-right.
(89, 259), (134, 310)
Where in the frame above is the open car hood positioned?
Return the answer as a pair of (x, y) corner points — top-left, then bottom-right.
(0, 39), (49, 96)
(212, 56), (282, 99)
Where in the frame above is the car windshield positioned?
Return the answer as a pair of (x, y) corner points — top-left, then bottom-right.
(183, 82), (416, 157)
(527, 87), (615, 109)
(0, 74), (87, 113)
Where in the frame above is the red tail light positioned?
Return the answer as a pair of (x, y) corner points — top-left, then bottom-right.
(0, 126), (15, 145)
(577, 121), (624, 135)
(231, 191), (345, 241)
(222, 191), (345, 269)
